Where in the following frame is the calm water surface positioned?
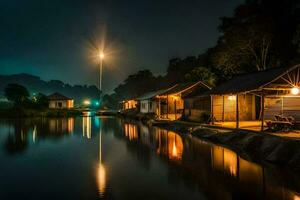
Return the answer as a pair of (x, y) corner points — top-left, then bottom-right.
(0, 116), (300, 200)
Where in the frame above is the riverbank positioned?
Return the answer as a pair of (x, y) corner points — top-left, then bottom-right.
(117, 109), (156, 124)
(153, 121), (300, 173)
(0, 108), (82, 118)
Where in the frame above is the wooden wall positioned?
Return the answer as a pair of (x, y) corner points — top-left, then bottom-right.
(184, 96), (211, 122)
(213, 94), (256, 121)
(265, 97), (300, 121)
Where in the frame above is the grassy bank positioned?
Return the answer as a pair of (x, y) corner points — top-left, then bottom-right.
(153, 121), (300, 174)
(0, 108), (82, 118)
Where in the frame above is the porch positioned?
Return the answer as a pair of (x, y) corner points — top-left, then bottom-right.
(210, 65), (300, 132)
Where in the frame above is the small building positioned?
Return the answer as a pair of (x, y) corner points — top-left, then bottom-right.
(137, 88), (171, 114)
(209, 65), (300, 131)
(47, 92), (74, 109)
(121, 99), (138, 110)
(156, 81), (211, 120)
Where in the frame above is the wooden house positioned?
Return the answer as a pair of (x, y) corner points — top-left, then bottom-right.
(209, 65), (300, 130)
(47, 92), (74, 109)
(137, 88), (172, 114)
(156, 81), (211, 120)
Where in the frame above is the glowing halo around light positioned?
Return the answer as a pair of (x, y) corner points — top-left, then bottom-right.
(100, 53), (105, 59)
(291, 87), (300, 95)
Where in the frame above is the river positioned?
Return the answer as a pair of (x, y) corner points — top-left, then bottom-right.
(0, 116), (299, 199)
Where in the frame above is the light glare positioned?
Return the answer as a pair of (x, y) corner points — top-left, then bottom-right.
(291, 87), (300, 95)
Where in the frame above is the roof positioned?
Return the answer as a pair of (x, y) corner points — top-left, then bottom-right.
(159, 81), (211, 96)
(136, 87), (174, 101)
(47, 92), (72, 100)
(183, 86), (211, 99)
(209, 66), (299, 95)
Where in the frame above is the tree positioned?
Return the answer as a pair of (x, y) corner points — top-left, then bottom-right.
(4, 84), (29, 106)
(185, 67), (217, 86)
(211, 0), (300, 79)
(114, 69), (157, 100)
(33, 93), (49, 109)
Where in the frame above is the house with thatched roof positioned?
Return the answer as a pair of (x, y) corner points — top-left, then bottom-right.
(208, 65), (300, 131)
(47, 92), (74, 109)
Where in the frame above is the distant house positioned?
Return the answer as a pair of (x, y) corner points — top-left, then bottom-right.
(47, 92), (74, 109)
(208, 65), (300, 130)
(121, 99), (138, 110)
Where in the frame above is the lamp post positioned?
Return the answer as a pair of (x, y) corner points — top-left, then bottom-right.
(99, 53), (104, 108)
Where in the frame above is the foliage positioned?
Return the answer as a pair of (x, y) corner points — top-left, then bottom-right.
(0, 74), (100, 104)
(33, 93), (49, 109)
(185, 67), (217, 86)
(114, 70), (158, 100)
(4, 84), (30, 106)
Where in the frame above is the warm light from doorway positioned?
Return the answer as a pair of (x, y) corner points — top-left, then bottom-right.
(228, 95), (237, 101)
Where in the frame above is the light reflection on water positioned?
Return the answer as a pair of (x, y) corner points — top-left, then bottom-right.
(0, 117), (300, 200)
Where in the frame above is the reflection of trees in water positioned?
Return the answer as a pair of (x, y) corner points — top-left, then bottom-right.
(5, 120), (28, 154)
(3, 118), (74, 154)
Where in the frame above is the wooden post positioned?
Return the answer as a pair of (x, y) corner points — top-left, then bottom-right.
(261, 92), (265, 132)
(158, 98), (161, 119)
(222, 95), (225, 122)
(174, 99), (177, 120)
(281, 97), (284, 116)
(211, 95), (214, 125)
(236, 94), (239, 129)
(167, 95), (169, 119)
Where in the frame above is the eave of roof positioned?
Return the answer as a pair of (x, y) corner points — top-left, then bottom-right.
(159, 81), (211, 96)
(208, 65), (299, 95)
(47, 92), (72, 100)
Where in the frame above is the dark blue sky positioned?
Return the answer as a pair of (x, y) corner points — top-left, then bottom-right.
(0, 0), (243, 93)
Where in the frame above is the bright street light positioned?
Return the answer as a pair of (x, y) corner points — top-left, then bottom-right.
(100, 53), (104, 59)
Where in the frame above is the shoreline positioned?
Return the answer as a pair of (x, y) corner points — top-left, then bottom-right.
(0, 108), (82, 118)
(152, 120), (300, 174)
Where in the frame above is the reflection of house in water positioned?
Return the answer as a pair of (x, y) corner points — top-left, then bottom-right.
(124, 123), (138, 141)
(49, 118), (74, 134)
(82, 117), (91, 139)
(155, 129), (183, 161)
(211, 145), (264, 194)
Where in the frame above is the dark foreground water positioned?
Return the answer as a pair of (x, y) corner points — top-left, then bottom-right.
(0, 116), (300, 200)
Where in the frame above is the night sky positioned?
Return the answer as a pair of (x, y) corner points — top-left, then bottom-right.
(0, 0), (243, 93)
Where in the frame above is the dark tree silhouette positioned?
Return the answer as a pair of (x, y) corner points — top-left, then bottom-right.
(4, 84), (29, 106)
